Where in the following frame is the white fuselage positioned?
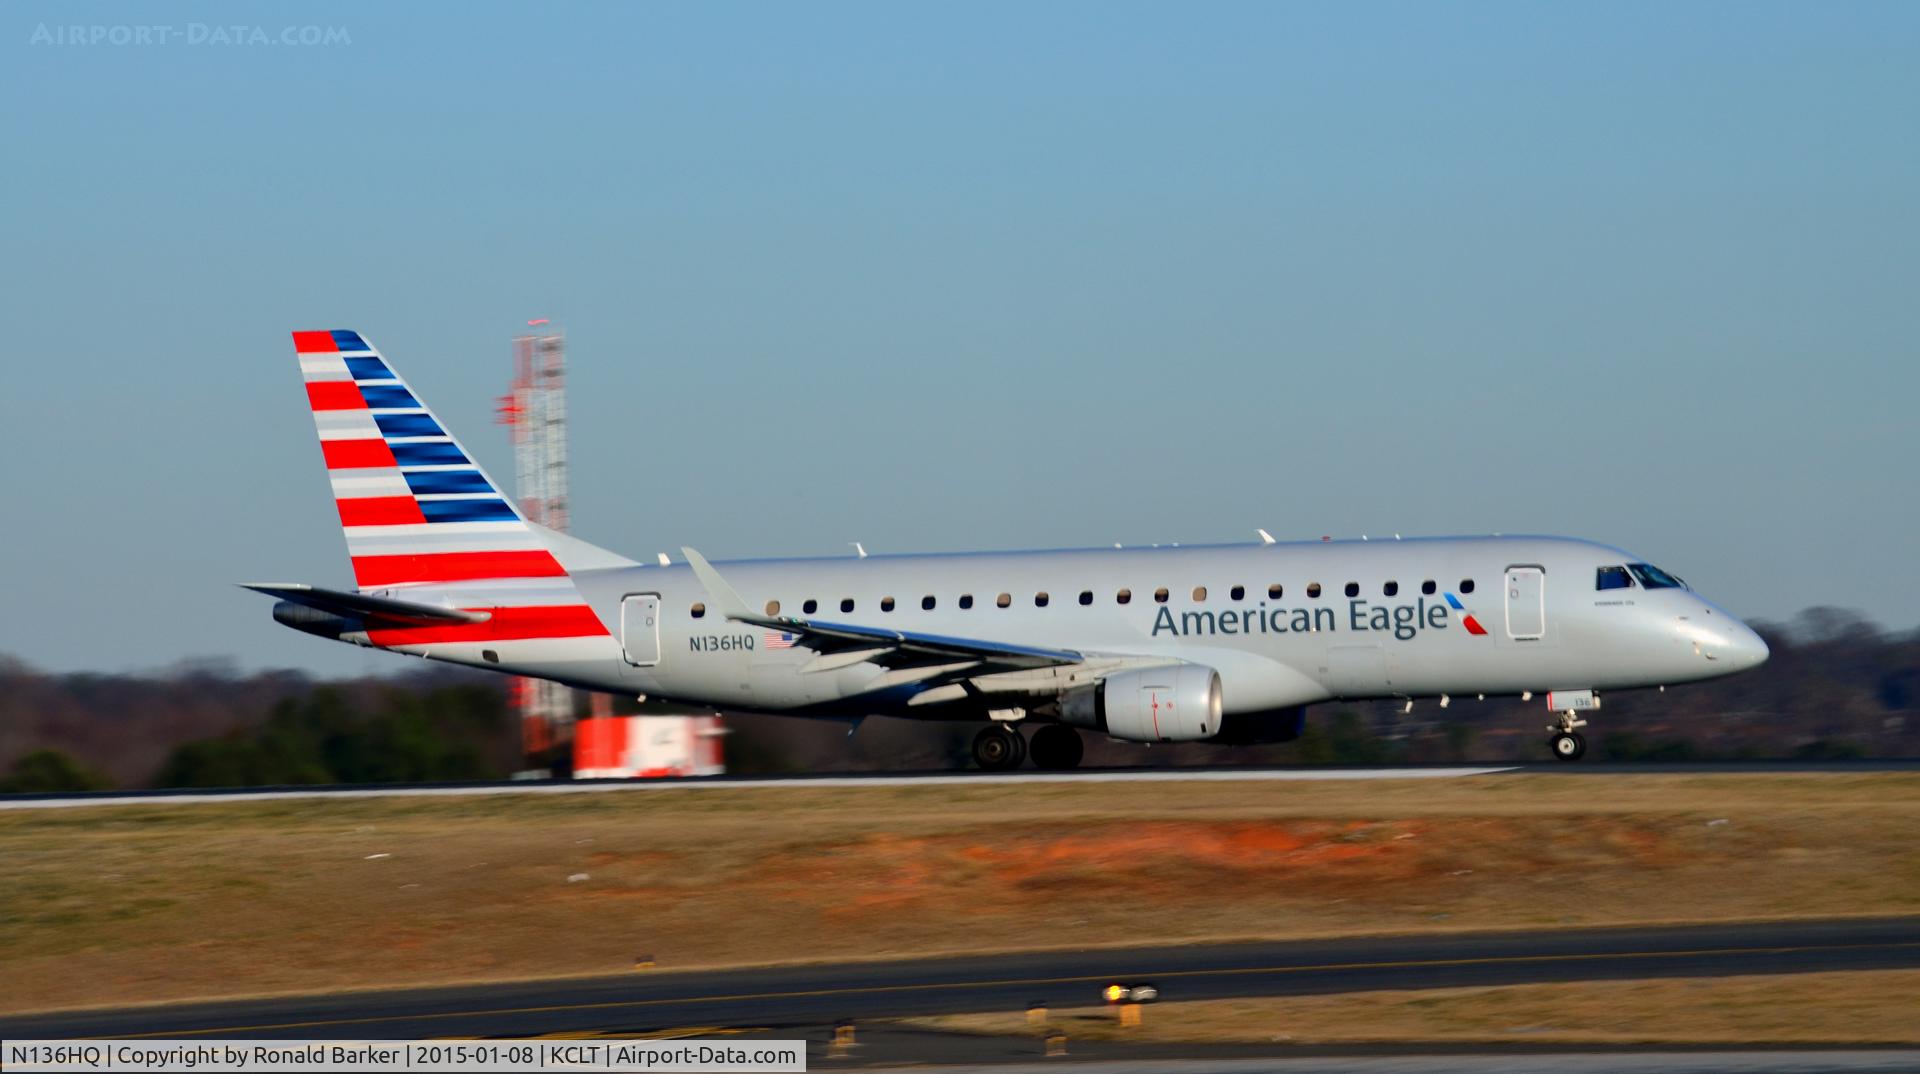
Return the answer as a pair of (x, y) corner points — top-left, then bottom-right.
(368, 535), (1768, 732)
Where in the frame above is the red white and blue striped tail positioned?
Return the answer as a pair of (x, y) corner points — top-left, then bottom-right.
(290, 329), (609, 645)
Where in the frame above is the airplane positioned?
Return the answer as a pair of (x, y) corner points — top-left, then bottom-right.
(250, 330), (1771, 769)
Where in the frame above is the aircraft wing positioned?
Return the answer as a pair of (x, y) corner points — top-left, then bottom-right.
(239, 583), (492, 625)
(757, 617), (1081, 669)
(680, 547), (1082, 673)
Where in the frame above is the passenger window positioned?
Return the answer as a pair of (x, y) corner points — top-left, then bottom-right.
(922, 595), (937, 610)
(765, 600), (781, 616)
(1035, 592), (1050, 607)
(1268, 584), (1283, 599)
(803, 599), (818, 615)
(1153, 587), (1170, 604)
(1460, 580), (1475, 595)
(1079, 590), (1093, 605)
(1307, 583), (1322, 599)
(1344, 582), (1359, 598)
(880, 596), (895, 612)
(996, 592), (1012, 608)
(1116, 589), (1132, 604)
(1596, 566), (1633, 591)
(841, 598), (855, 613)
(691, 602), (706, 619)
(1383, 581), (1398, 597)
(1421, 580), (1436, 595)
(959, 594), (974, 609)
(1230, 585), (1245, 601)
(1192, 586), (1208, 602)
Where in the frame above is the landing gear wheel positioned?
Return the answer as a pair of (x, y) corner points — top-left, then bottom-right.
(1550, 731), (1587, 762)
(973, 725), (1025, 770)
(1030, 725), (1084, 770)
(1547, 706), (1591, 762)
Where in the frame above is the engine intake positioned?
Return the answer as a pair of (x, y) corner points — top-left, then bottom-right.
(1061, 664), (1222, 742)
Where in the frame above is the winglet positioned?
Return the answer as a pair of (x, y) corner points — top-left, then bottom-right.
(680, 547), (756, 620)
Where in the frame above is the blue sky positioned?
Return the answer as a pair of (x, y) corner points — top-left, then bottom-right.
(2, 2), (1915, 675)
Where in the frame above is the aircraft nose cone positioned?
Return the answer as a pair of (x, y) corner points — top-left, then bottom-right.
(1675, 605), (1770, 672)
(1729, 620), (1770, 670)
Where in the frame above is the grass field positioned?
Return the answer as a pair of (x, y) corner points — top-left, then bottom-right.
(2, 773), (1917, 1014)
(906, 971), (1920, 1045)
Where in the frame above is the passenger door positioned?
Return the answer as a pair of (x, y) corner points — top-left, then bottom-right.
(1505, 566), (1545, 640)
(620, 594), (661, 666)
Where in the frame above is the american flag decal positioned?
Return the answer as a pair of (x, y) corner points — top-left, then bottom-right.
(764, 630), (797, 650)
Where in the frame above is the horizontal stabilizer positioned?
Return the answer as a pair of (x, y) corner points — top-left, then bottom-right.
(239, 583), (491, 625)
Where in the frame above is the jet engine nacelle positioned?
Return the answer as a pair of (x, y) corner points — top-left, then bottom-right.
(1060, 664), (1223, 742)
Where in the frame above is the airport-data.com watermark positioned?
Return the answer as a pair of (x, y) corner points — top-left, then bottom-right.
(28, 23), (351, 47)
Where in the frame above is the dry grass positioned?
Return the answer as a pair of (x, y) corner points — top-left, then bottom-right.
(1, 774), (1917, 1014)
(910, 971), (1920, 1044)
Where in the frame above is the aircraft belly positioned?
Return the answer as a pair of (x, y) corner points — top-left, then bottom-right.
(746, 650), (865, 708)
(1322, 645), (1388, 699)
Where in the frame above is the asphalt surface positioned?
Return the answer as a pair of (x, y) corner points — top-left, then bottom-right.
(4, 917), (1917, 1041)
(4, 760), (1916, 810)
(692, 1023), (1920, 1073)
(859, 1052), (1920, 1073)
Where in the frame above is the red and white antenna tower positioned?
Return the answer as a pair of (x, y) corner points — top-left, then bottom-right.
(498, 320), (580, 764)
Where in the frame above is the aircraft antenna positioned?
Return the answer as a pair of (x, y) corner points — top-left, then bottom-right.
(500, 322), (589, 767)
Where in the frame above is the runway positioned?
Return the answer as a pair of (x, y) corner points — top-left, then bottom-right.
(861, 1051), (1920, 1073)
(4, 761), (1915, 810)
(4, 917), (1917, 1040)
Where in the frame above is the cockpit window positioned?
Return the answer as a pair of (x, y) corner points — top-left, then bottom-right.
(1596, 566), (1633, 591)
(1628, 563), (1687, 590)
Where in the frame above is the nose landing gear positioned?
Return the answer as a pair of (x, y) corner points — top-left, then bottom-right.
(1548, 709), (1589, 762)
(1549, 730), (1587, 761)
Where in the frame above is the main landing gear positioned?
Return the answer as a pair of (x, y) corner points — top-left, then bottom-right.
(972, 724), (1085, 770)
(1548, 710), (1588, 762)
(972, 724), (1026, 770)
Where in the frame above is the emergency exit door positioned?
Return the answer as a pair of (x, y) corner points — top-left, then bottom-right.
(1505, 567), (1545, 639)
(621, 594), (661, 665)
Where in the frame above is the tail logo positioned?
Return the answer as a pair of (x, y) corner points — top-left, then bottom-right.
(291, 329), (609, 645)
(293, 329), (567, 588)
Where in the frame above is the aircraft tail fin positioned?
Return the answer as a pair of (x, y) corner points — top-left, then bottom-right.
(289, 329), (630, 590)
